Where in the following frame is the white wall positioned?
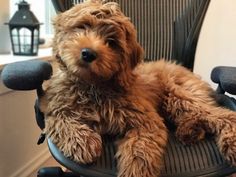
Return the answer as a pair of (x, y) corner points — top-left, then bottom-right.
(194, 0), (236, 88)
(0, 81), (50, 177)
(0, 0), (11, 54)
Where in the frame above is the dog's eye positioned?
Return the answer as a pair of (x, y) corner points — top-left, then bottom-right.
(77, 23), (91, 30)
(106, 38), (117, 48)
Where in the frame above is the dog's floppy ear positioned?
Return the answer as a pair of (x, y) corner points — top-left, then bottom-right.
(130, 42), (144, 69)
(125, 26), (144, 69)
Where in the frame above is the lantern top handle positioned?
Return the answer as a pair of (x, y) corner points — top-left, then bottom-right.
(18, 0), (30, 10)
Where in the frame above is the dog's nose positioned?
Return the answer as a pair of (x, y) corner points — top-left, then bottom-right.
(80, 48), (97, 63)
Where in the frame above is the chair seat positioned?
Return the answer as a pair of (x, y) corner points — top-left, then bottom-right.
(47, 132), (236, 177)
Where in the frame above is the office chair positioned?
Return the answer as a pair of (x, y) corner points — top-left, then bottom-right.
(2, 60), (236, 177)
(2, 0), (236, 176)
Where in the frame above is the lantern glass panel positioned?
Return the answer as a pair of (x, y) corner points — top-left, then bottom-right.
(33, 29), (39, 53)
(19, 27), (32, 54)
(12, 28), (20, 53)
(13, 45), (20, 53)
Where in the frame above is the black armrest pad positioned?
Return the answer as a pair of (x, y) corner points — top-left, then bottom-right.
(211, 66), (236, 95)
(1, 59), (52, 90)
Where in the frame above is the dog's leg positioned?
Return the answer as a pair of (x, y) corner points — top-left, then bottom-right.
(116, 113), (168, 177)
(44, 116), (102, 164)
(163, 85), (236, 165)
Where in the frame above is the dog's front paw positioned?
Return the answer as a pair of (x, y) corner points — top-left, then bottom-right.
(176, 120), (206, 145)
(55, 130), (102, 164)
(117, 156), (152, 177)
(217, 129), (236, 166)
(45, 117), (103, 164)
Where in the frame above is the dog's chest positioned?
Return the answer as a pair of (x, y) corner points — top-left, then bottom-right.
(74, 88), (132, 135)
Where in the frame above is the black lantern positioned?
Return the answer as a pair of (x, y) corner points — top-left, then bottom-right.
(6, 0), (41, 56)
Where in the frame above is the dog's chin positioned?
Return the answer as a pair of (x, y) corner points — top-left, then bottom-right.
(75, 64), (113, 85)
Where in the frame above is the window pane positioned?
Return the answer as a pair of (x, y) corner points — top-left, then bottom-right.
(45, 0), (56, 35)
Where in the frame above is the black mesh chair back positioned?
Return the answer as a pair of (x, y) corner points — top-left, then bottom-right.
(51, 0), (84, 13)
(111, 0), (209, 70)
(51, 0), (210, 70)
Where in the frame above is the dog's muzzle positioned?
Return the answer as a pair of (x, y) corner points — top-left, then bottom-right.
(80, 48), (97, 63)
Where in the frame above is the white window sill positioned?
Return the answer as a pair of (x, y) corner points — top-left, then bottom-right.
(0, 48), (53, 70)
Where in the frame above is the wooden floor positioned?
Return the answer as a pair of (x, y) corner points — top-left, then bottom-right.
(28, 156), (65, 177)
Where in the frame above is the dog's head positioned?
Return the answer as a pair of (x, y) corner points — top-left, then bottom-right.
(53, 0), (143, 86)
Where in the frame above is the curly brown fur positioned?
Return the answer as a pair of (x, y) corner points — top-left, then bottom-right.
(40, 1), (236, 176)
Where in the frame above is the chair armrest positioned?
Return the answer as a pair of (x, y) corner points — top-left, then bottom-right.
(1, 60), (52, 90)
(1, 60), (53, 143)
(211, 66), (236, 95)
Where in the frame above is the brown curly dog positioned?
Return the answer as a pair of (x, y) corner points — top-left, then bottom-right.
(40, 1), (236, 176)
